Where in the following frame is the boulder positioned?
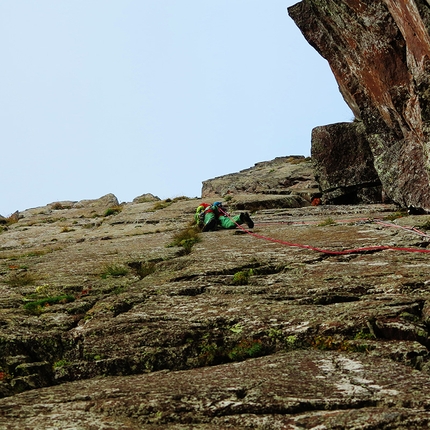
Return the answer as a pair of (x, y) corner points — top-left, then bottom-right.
(312, 121), (384, 204)
(132, 193), (160, 204)
(288, 0), (430, 210)
(202, 156), (319, 204)
(72, 193), (119, 209)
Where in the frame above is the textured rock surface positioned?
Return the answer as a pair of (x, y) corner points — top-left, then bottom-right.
(312, 122), (383, 204)
(202, 156), (319, 205)
(2, 191), (430, 427)
(288, 0), (430, 210)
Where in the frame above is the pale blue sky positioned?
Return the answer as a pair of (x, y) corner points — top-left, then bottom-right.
(1, 1), (352, 216)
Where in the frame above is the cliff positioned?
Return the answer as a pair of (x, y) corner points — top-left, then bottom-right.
(2, 188), (430, 427)
(288, 0), (430, 210)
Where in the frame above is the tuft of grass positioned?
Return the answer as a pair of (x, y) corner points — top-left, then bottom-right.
(101, 263), (129, 279)
(152, 199), (173, 211)
(130, 261), (157, 279)
(101, 263), (127, 278)
(6, 271), (37, 287)
(5, 212), (20, 225)
(104, 205), (123, 217)
(384, 210), (407, 221)
(318, 217), (336, 226)
(152, 196), (190, 212)
(24, 295), (75, 315)
(50, 202), (72, 210)
(169, 226), (201, 255)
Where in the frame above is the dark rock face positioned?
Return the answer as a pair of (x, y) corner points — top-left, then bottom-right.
(289, 0), (430, 210)
(312, 122), (383, 204)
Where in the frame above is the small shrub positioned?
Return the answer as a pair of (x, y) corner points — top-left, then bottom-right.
(101, 263), (129, 279)
(4, 212), (20, 225)
(232, 269), (254, 285)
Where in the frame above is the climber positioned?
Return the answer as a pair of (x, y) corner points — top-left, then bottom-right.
(195, 202), (214, 231)
(195, 201), (254, 232)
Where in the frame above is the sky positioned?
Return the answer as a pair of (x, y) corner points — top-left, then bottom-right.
(0, 1), (353, 216)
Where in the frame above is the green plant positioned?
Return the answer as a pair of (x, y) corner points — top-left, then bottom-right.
(24, 295), (75, 315)
(224, 194), (233, 202)
(229, 323), (244, 334)
(228, 339), (263, 361)
(268, 327), (283, 340)
(53, 359), (71, 369)
(318, 217), (336, 226)
(354, 330), (376, 340)
(51, 202), (65, 210)
(134, 261), (157, 279)
(4, 212), (19, 225)
(312, 335), (350, 351)
(232, 269), (255, 286)
(101, 263), (129, 279)
(285, 335), (299, 349)
(169, 226), (201, 254)
(104, 205), (123, 217)
(384, 210), (407, 221)
(198, 340), (220, 365)
(152, 199), (173, 211)
(112, 285), (126, 295)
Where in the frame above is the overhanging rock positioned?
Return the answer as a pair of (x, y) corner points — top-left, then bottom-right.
(289, 0), (430, 210)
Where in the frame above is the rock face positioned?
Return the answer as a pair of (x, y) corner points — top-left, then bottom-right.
(202, 156), (320, 205)
(312, 122), (383, 204)
(3, 191), (430, 427)
(288, 0), (430, 210)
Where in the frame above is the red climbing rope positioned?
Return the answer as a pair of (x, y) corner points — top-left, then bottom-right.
(218, 208), (430, 256)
